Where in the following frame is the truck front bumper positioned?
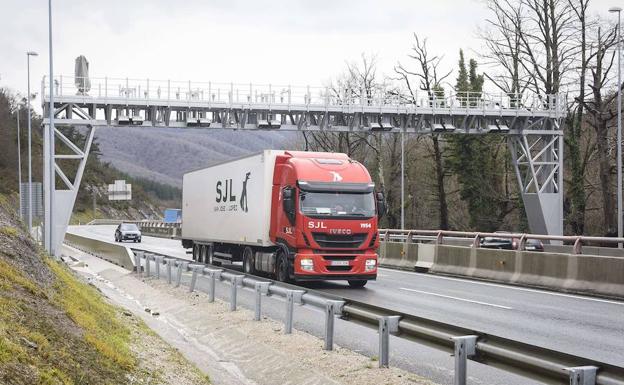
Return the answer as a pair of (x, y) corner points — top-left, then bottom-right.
(293, 252), (377, 281)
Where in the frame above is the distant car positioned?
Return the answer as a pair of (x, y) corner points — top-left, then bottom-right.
(115, 223), (142, 243)
(480, 233), (543, 252)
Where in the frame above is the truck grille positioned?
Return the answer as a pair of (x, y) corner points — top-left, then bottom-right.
(326, 265), (352, 272)
(312, 233), (367, 249)
(323, 255), (356, 261)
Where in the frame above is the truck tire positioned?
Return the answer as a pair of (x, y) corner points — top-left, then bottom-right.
(192, 244), (200, 261)
(197, 245), (205, 263)
(207, 245), (221, 266)
(243, 247), (255, 275)
(275, 251), (289, 282)
(348, 280), (367, 288)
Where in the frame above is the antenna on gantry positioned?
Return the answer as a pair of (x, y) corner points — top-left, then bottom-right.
(74, 55), (91, 95)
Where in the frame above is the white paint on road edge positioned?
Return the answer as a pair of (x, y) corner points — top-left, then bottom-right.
(383, 268), (624, 307)
(400, 288), (513, 310)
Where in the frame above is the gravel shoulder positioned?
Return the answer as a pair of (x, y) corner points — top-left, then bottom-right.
(65, 244), (438, 385)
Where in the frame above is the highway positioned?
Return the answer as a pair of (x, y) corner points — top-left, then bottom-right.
(67, 225), (624, 384)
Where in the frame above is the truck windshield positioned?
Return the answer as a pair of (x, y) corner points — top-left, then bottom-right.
(299, 191), (375, 218)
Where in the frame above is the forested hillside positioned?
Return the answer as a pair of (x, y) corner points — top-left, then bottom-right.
(95, 126), (294, 186)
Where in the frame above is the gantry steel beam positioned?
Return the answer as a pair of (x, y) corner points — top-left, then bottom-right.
(42, 75), (566, 254)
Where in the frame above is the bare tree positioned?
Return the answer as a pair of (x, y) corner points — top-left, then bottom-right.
(302, 54), (398, 225)
(565, 0), (593, 234)
(576, 24), (619, 234)
(480, 0), (601, 235)
(395, 34), (452, 229)
(479, 0), (531, 97)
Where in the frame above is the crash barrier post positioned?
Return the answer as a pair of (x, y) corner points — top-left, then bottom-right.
(324, 300), (345, 351)
(254, 282), (271, 321)
(189, 264), (204, 292)
(229, 275), (245, 311)
(204, 268), (223, 303)
(452, 335), (477, 385)
(378, 316), (401, 368)
(175, 261), (189, 288)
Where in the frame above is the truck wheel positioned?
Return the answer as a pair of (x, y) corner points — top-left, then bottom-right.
(275, 252), (289, 282)
(243, 247), (255, 275)
(198, 245), (206, 263)
(192, 244), (200, 261)
(207, 245), (221, 266)
(348, 280), (367, 288)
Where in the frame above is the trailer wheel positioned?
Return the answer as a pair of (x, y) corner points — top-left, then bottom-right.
(275, 251), (289, 282)
(243, 247), (255, 275)
(207, 245), (221, 266)
(347, 280), (367, 288)
(196, 245), (204, 263)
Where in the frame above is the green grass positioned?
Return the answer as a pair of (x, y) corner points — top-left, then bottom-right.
(70, 209), (98, 225)
(0, 254), (135, 383)
(46, 260), (136, 371)
(0, 226), (18, 238)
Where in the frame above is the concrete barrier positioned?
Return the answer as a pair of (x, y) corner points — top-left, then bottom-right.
(429, 245), (472, 276)
(572, 255), (624, 297)
(378, 242), (419, 270)
(378, 241), (437, 271)
(415, 243), (435, 270)
(511, 251), (571, 289)
(381, 241), (624, 298)
(64, 231), (135, 270)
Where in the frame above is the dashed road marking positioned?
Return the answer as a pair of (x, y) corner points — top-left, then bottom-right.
(400, 287), (513, 310)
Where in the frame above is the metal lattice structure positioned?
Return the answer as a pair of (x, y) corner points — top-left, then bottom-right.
(42, 75), (566, 255)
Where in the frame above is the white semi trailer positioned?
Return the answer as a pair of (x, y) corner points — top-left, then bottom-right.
(181, 150), (384, 286)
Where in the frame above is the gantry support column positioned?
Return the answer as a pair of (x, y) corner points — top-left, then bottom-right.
(43, 119), (95, 256)
(509, 121), (564, 237)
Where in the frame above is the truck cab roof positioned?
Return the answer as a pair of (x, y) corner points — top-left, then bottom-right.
(276, 151), (372, 185)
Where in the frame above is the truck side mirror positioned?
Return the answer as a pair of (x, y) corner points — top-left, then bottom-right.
(376, 192), (386, 218)
(282, 187), (296, 224)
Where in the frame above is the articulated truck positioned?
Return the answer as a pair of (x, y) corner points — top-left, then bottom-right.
(181, 150), (385, 287)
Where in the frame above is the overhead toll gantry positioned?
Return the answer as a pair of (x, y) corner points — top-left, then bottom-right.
(42, 74), (566, 255)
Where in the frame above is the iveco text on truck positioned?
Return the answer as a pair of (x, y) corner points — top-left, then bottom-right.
(181, 150), (385, 287)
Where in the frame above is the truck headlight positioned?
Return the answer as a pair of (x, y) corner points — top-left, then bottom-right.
(300, 258), (314, 271)
(365, 259), (377, 271)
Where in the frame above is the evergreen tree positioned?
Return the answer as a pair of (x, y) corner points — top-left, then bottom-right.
(448, 51), (508, 231)
(456, 50), (470, 105)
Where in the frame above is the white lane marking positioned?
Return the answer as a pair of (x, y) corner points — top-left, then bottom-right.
(400, 287), (513, 310)
(382, 268), (624, 306)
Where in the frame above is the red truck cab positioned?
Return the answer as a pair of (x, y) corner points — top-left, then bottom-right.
(269, 151), (384, 287)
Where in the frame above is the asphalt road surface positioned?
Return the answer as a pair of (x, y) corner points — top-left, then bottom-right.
(67, 225), (624, 384)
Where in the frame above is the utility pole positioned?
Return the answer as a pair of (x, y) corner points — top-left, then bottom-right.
(27, 51), (38, 232)
(610, 6), (622, 246)
(45, 0), (55, 254)
(401, 130), (405, 230)
(93, 188), (97, 220)
(16, 104), (22, 221)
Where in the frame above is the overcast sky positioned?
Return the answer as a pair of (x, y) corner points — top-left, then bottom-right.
(0, 0), (618, 111)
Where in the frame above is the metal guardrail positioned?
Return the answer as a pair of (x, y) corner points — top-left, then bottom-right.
(45, 75), (566, 114)
(379, 229), (624, 255)
(86, 221), (624, 256)
(64, 233), (624, 385)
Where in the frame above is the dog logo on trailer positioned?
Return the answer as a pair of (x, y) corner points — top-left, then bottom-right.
(214, 171), (251, 213)
(240, 172), (251, 212)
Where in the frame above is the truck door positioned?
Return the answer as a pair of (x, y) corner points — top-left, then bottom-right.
(276, 185), (297, 248)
